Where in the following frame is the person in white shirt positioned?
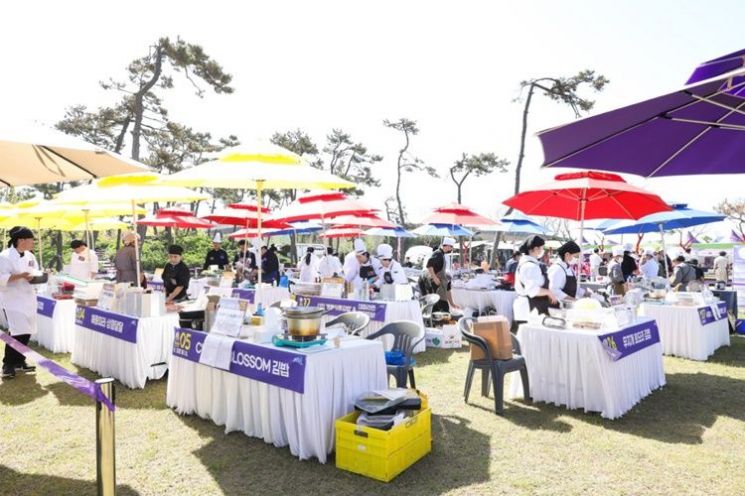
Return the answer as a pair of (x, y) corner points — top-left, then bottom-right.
(0, 227), (39, 378)
(343, 239), (381, 290)
(318, 247), (342, 279)
(589, 248), (603, 280)
(607, 245), (626, 295)
(639, 249), (660, 280)
(68, 239), (99, 280)
(548, 240), (586, 303)
(373, 243), (408, 287)
(513, 235), (558, 324)
(714, 251), (729, 284)
(296, 247), (320, 283)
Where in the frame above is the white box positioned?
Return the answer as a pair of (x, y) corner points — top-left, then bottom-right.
(425, 324), (462, 349)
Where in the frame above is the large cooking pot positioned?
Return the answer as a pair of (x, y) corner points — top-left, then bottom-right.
(283, 306), (326, 337)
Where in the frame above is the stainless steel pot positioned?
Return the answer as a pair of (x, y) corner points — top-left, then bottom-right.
(283, 306), (326, 337)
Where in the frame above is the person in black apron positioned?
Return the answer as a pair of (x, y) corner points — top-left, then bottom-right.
(513, 235), (558, 326)
(548, 240), (587, 305)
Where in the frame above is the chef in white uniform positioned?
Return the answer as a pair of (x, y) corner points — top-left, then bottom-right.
(548, 240), (586, 303)
(373, 243), (408, 287)
(68, 239), (99, 280)
(0, 226), (39, 378)
(639, 249), (660, 280)
(513, 235), (558, 326)
(343, 239), (382, 290)
(318, 247), (342, 279)
(296, 247), (320, 282)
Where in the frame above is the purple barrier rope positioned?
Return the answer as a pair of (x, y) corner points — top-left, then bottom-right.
(0, 332), (115, 412)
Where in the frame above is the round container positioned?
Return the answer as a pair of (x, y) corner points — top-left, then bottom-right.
(283, 306), (326, 337)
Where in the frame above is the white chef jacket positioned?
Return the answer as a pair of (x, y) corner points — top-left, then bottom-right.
(68, 248), (99, 281)
(0, 247), (38, 336)
(513, 255), (546, 322)
(640, 258), (659, 279)
(714, 255), (728, 282)
(374, 260), (408, 288)
(589, 253), (602, 270)
(343, 252), (382, 288)
(548, 260), (585, 302)
(297, 255), (320, 283)
(318, 254), (342, 279)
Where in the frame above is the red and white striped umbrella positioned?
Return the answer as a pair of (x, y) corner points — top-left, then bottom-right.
(270, 191), (377, 223)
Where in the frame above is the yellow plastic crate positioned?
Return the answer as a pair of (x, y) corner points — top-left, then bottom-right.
(335, 395), (431, 482)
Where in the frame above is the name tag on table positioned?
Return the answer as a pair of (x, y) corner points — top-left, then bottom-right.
(294, 295), (387, 322)
(597, 320), (660, 361)
(75, 306), (139, 343)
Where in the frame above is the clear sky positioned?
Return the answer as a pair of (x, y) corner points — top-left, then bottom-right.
(3, 0), (745, 239)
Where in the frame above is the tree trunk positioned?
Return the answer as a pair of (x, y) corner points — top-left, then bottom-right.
(395, 130), (410, 226)
(55, 230), (63, 272)
(130, 45), (164, 161)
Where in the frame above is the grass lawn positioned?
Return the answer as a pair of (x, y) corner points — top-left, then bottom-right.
(2, 337), (745, 496)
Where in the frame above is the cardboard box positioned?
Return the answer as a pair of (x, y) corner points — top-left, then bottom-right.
(425, 324), (462, 349)
(470, 316), (512, 360)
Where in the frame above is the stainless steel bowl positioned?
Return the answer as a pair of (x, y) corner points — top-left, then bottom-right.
(283, 306), (326, 337)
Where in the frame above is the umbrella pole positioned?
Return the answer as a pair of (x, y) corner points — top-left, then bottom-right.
(85, 210), (92, 274)
(257, 182), (264, 296)
(579, 198), (587, 245)
(132, 200), (142, 289)
(660, 223), (669, 280)
(242, 217), (249, 282)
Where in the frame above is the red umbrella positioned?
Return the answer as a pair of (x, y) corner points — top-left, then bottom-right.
(326, 213), (397, 228)
(156, 207), (195, 217)
(271, 191), (377, 223)
(139, 214), (216, 229)
(202, 207), (287, 228)
(502, 170), (671, 239)
(320, 227), (365, 239)
(421, 203), (498, 227)
(227, 202), (271, 214)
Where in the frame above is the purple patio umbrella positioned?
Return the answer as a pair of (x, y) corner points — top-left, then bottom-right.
(538, 74), (745, 177)
(687, 48), (745, 85)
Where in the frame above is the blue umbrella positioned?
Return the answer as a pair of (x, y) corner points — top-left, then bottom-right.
(491, 222), (546, 235)
(411, 223), (474, 237)
(268, 221), (323, 236)
(364, 227), (415, 238)
(602, 204), (725, 277)
(500, 211), (543, 227)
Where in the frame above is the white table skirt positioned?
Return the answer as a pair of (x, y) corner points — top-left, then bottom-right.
(166, 338), (386, 463)
(639, 304), (730, 361)
(32, 298), (77, 353)
(71, 312), (179, 389)
(509, 319), (666, 419)
(249, 287), (291, 308)
(451, 288), (516, 322)
(319, 299), (427, 353)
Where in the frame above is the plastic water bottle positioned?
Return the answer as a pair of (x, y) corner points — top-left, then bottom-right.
(255, 303), (265, 317)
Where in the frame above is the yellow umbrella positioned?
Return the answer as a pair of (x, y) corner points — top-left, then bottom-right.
(55, 175), (209, 286)
(157, 142), (354, 289)
(62, 218), (129, 232)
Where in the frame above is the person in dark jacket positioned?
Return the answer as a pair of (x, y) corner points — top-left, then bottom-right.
(261, 245), (280, 284)
(162, 245), (190, 303)
(621, 250), (638, 281)
(203, 233), (229, 270)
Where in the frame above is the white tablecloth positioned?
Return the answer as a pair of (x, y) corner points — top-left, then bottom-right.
(451, 288), (516, 322)
(319, 299), (427, 353)
(639, 303), (730, 361)
(71, 312), (179, 389)
(166, 338), (386, 463)
(509, 318), (666, 419)
(32, 298), (77, 353)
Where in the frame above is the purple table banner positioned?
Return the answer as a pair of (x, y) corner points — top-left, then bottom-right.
(231, 288), (256, 303)
(698, 302), (729, 326)
(295, 295), (387, 322)
(598, 320), (661, 362)
(148, 281), (165, 293)
(172, 328), (307, 393)
(75, 306), (139, 344)
(36, 296), (57, 318)
(0, 332), (115, 411)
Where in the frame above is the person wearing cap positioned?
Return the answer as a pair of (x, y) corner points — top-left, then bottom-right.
(0, 226), (39, 378)
(203, 233), (229, 270)
(374, 243), (407, 287)
(68, 239), (99, 281)
(670, 255), (697, 291)
(425, 237), (459, 311)
(319, 246), (342, 279)
(114, 231), (142, 285)
(548, 241), (586, 303)
(297, 247), (320, 283)
(608, 245), (627, 295)
(513, 235), (558, 323)
(162, 245), (190, 303)
(343, 239), (381, 289)
(639, 249), (660, 280)
(714, 251), (729, 285)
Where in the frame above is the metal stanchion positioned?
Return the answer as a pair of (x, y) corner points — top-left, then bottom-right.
(96, 378), (116, 496)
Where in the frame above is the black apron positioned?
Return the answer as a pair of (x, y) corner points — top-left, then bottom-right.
(523, 260), (551, 315)
(359, 264), (376, 280)
(562, 264), (578, 298)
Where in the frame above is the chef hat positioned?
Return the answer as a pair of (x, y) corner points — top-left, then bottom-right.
(612, 246), (625, 257)
(643, 248), (654, 256)
(377, 243), (393, 259)
(623, 243), (633, 252)
(353, 239), (366, 254)
(442, 237), (456, 247)
(213, 232), (222, 243)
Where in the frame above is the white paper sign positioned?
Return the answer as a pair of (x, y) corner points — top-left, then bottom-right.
(321, 283), (344, 298)
(199, 333), (234, 370)
(212, 298), (246, 337)
(97, 283), (116, 311)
